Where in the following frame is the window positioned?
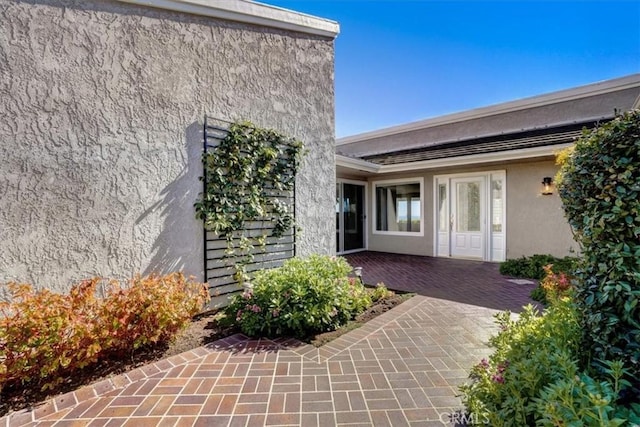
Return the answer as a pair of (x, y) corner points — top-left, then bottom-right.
(438, 183), (448, 232)
(374, 179), (423, 235)
(491, 178), (503, 232)
(456, 181), (481, 232)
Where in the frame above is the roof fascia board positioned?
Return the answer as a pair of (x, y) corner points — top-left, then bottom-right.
(378, 144), (574, 174)
(337, 144), (573, 175)
(336, 154), (381, 173)
(117, 0), (340, 38)
(337, 74), (640, 145)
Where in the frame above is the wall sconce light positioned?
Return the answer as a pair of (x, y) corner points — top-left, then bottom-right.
(541, 177), (553, 195)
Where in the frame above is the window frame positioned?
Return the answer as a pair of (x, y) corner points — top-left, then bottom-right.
(372, 177), (425, 237)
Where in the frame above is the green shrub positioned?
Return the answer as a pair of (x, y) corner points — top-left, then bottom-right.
(557, 109), (640, 380)
(460, 299), (582, 426)
(529, 286), (547, 304)
(0, 273), (208, 392)
(461, 301), (639, 425)
(499, 254), (578, 280)
(461, 262), (640, 426)
(370, 283), (393, 302)
(535, 360), (640, 426)
(225, 255), (372, 337)
(499, 254), (579, 304)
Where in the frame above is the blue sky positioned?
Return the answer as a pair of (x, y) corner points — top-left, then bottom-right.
(266, 1), (640, 138)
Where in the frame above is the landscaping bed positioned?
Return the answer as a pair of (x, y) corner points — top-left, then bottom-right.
(0, 287), (412, 416)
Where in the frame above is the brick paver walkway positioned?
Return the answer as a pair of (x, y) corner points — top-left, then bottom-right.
(345, 252), (538, 312)
(3, 253), (534, 427)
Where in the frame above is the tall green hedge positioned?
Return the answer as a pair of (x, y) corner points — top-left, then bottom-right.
(557, 110), (640, 380)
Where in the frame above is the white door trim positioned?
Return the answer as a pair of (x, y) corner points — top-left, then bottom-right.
(433, 170), (506, 262)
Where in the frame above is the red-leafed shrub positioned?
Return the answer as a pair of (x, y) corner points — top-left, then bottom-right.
(0, 279), (102, 390)
(539, 264), (574, 303)
(97, 273), (209, 353)
(0, 273), (208, 392)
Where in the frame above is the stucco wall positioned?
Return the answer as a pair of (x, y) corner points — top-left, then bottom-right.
(338, 158), (577, 259)
(0, 0), (335, 293)
(504, 160), (577, 258)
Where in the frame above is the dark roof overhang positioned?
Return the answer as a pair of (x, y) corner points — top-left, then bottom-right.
(358, 122), (600, 166)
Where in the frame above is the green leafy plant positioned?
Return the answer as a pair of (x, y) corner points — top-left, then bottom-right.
(370, 283), (393, 302)
(529, 285), (547, 304)
(224, 255), (372, 338)
(460, 298), (582, 426)
(194, 120), (305, 284)
(557, 109), (640, 381)
(499, 254), (578, 280)
(499, 254), (578, 304)
(535, 360), (640, 426)
(461, 228), (640, 425)
(0, 273), (208, 392)
(539, 264), (573, 304)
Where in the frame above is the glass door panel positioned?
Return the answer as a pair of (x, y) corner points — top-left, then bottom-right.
(336, 184), (341, 253)
(451, 177), (484, 259)
(490, 174), (505, 261)
(436, 181), (450, 257)
(342, 183), (365, 252)
(456, 182), (481, 232)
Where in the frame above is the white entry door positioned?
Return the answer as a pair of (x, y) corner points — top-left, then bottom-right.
(451, 177), (485, 259)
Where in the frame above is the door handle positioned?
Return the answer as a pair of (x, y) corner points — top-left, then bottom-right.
(450, 214), (454, 231)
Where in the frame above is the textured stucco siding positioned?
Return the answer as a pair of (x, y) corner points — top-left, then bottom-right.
(503, 160), (577, 259)
(0, 0), (335, 293)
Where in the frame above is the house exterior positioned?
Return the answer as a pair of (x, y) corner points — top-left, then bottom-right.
(336, 74), (640, 261)
(0, 0), (339, 295)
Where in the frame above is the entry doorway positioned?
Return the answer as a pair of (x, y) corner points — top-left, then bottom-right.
(451, 176), (485, 258)
(336, 180), (367, 254)
(435, 171), (505, 261)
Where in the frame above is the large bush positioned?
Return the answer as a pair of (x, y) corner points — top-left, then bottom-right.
(535, 359), (639, 426)
(461, 267), (640, 426)
(557, 110), (640, 380)
(0, 273), (208, 391)
(460, 298), (581, 426)
(225, 255), (372, 337)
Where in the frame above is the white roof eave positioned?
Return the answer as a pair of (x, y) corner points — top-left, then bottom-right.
(117, 0), (340, 38)
(336, 154), (380, 173)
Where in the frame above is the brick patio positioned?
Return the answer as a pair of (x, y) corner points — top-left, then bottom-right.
(345, 251), (538, 313)
(3, 254), (535, 427)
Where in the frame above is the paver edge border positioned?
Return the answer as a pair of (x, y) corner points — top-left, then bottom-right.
(0, 296), (422, 426)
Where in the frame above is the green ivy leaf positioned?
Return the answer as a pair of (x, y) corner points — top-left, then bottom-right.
(195, 120), (305, 285)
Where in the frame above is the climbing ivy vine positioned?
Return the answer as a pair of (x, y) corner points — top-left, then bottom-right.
(195, 120), (305, 284)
